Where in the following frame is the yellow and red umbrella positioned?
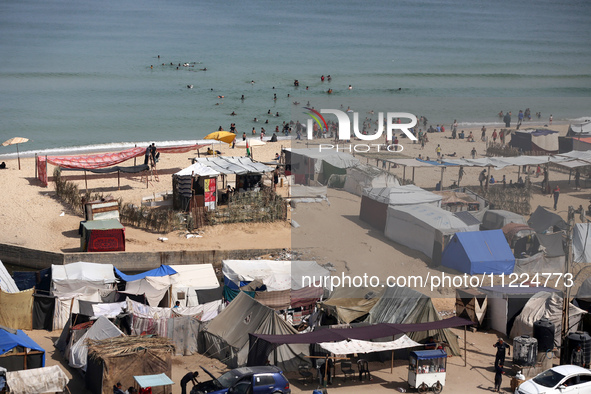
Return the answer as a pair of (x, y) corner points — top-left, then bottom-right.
(1, 137), (29, 170)
(204, 131), (236, 145)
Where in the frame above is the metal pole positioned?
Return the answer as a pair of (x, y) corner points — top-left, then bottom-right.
(464, 325), (467, 367)
(440, 167), (445, 190)
(561, 206), (575, 346)
(403, 166), (406, 185)
(84, 170), (88, 193)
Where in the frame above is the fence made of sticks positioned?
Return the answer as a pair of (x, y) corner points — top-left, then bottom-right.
(472, 181), (533, 215)
(205, 188), (287, 225)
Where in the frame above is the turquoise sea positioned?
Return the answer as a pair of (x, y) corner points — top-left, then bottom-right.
(1, 0), (590, 158)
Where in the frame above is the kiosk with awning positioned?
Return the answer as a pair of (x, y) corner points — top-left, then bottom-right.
(173, 162), (220, 211)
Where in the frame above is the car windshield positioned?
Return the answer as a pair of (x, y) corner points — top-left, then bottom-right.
(532, 369), (566, 388)
(216, 371), (245, 389)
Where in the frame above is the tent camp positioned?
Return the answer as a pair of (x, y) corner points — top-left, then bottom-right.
(360, 186), (442, 232)
(441, 230), (515, 275)
(510, 292), (586, 346)
(479, 286), (561, 335)
(509, 129), (559, 154)
(384, 203), (478, 263)
(367, 286), (461, 356)
(527, 205), (567, 234)
(173, 162), (220, 211)
(481, 210), (527, 231)
(343, 164), (399, 196)
(513, 231), (566, 275)
(567, 120), (591, 137)
(284, 148), (360, 185)
(0, 326), (45, 372)
(202, 292), (308, 370)
(319, 286), (386, 325)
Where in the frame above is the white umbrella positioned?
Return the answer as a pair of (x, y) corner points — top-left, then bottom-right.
(1, 137), (29, 170)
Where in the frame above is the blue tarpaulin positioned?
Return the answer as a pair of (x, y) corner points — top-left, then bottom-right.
(0, 328), (45, 366)
(441, 229), (515, 275)
(114, 265), (177, 282)
(411, 349), (447, 360)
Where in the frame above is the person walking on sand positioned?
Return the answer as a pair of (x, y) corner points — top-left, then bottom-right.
(552, 185), (560, 210)
(492, 129), (498, 142)
(481, 125), (486, 141)
(471, 147), (477, 159)
(494, 360), (504, 392)
(503, 111), (511, 127)
(493, 338), (510, 367)
(479, 169), (487, 189)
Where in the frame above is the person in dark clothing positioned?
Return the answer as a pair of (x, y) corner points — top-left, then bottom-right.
(494, 361), (503, 392)
(144, 145), (151, 165)
(503, 112), (511, 127)
(552, 185), (560, 210)
(180, 371), (199, 394)
(571, 344), (584, 367)
(493, 338), (510, 366)
(113, 382), (125, 394)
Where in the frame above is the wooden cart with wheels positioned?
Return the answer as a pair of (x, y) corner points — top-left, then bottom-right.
(408, 350), (447, 393)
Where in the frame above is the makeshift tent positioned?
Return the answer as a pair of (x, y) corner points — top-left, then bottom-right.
(167, 264), (221, 308)
(5, 365), (69, 394)
(290, 261), (330, 309)
(384, 203), (478, 262)
(85, 336), (174, 394)
(203, 292), (308, 370)
(284, 148), (360, 185)
(527, 205), (567, 234)
(79, 219), (125, 252)
(502, 223), (535, 250)
(343, 164), (399, 196)
(479, 286), (561, 335)
(441, 230), (515, 275)
(0, 260), (18, 293)
(573, 223), (591, 264)
(481, 210), (527, 231)
(509, 129), (559, 154)
(510, 292), (586, 345)
(51, 262), (117, 330)
(247, 316), (472, 367)
(434, 190), (480, 212)
(513, 232), (566, 275)
(319, 335), (421, 354)
(12, 267), (51, 292)
(367, 286), (461, 356)
(0, 326), (45, 371)
(173, 162), (220, 211)
(567, 120), (591, 137)
(32, 294), (56, 331)
(68, 316), (124, 371)
(360, 186), (442, 232)
(0, 289), (34, 330)
(320, 286), (385, 324)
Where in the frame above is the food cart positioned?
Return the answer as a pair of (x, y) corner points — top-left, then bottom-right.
(408, 349), (447, 393)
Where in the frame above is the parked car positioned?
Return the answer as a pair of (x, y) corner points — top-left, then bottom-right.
(516, 365), (591, 394)
(191, 366), (291, 394)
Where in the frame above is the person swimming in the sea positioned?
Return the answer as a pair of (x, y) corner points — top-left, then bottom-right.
(231, 111), (236, 116)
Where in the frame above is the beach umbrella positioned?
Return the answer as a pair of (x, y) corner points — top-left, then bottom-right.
(1, 137), (29, 170)
(204, 131), (236, 144)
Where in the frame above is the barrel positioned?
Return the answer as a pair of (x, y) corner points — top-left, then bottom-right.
(566, 331), (591, 367)
(533, 318), (555, 352)
(513, 335), (538, 366)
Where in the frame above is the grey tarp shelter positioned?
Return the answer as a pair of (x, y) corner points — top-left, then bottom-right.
(481, 209), (527, 231)
(527, 205), (567, 234)
(202, 292), (309, 370)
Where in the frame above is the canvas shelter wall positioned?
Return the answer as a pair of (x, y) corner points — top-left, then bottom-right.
(513, 253), (565, 276)
(528, 206), (567, 234)
(510, 292), (586, 346)
(367, 286), (461, 356)
(441, 230), (515, 275)
(5, 365), (69, 394)
(343, 164), (399, 196)
(0, 260), (18, 293)
(32, 294), (55, 331)
(359, 195), (388, 232)
(86, 349), (172, 394)
(68, 316), (123, 371)
(203, 292), (308, 370)
(573, 223), (591, 263)
(0, 289), (34, 330)
(481, 210), (527, 231)
(167, 264), (220, 308)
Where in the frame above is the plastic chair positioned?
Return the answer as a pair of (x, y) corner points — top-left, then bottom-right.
(357, 359), (372, 381)
(298, 364), (313, 383)
(341, 361), (355, 382)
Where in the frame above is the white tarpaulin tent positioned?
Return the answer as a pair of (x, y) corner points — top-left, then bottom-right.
(193, 156), (274, 175)
(223, 260), (292, 291)
(168, 264), (220, 306)
(285, 148), (360, 173)
(5, 365), (69, 394)
(573, 223), (591, 263)
(343, 164), (399, 196)
(68, 316), (123, 371)
(0, 260), (18, 293)
(319, 335), (421, 355)
(174, 162), (220, 177)
(364, 185), (442, 206)
(509, 292), (586, 346)
(385, 203), (477, 260)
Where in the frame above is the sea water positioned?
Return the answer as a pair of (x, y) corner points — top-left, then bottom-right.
(1, 0), (590, 158)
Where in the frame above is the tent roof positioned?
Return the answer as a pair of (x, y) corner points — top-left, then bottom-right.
(79, 219), (124, 230)
(451, 230), (514, 263)
(0, 327), (44, 356)
(168, 264), (220, 289)
(222, 260), (292, 292)
(193, 156), (273, 175)
(514, 129), (559, 136)
(290, 261), (329, 290)
(52, 262), (116, 283)
(389, 204), (469, 230)
(453, 211), (482, 227)
(0, 260), (18, 293)
(573, 223), (591, 264)
(536, 232), (565, 257)
(174, 162), (220, 177)
(284, 148), (360, 169)
(319, 335), (421, 354)
(362, 186), (442, 206)
(114, 265), (177, 282)
(528, 205), (567, 233)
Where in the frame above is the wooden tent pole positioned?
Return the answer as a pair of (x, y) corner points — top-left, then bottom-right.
(84, 170), (88, 193)
(403, 166), (406, 185)
(464, 325), (467, 367)
(118, 170), (121, 190)
(412, 167), (415, 183)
